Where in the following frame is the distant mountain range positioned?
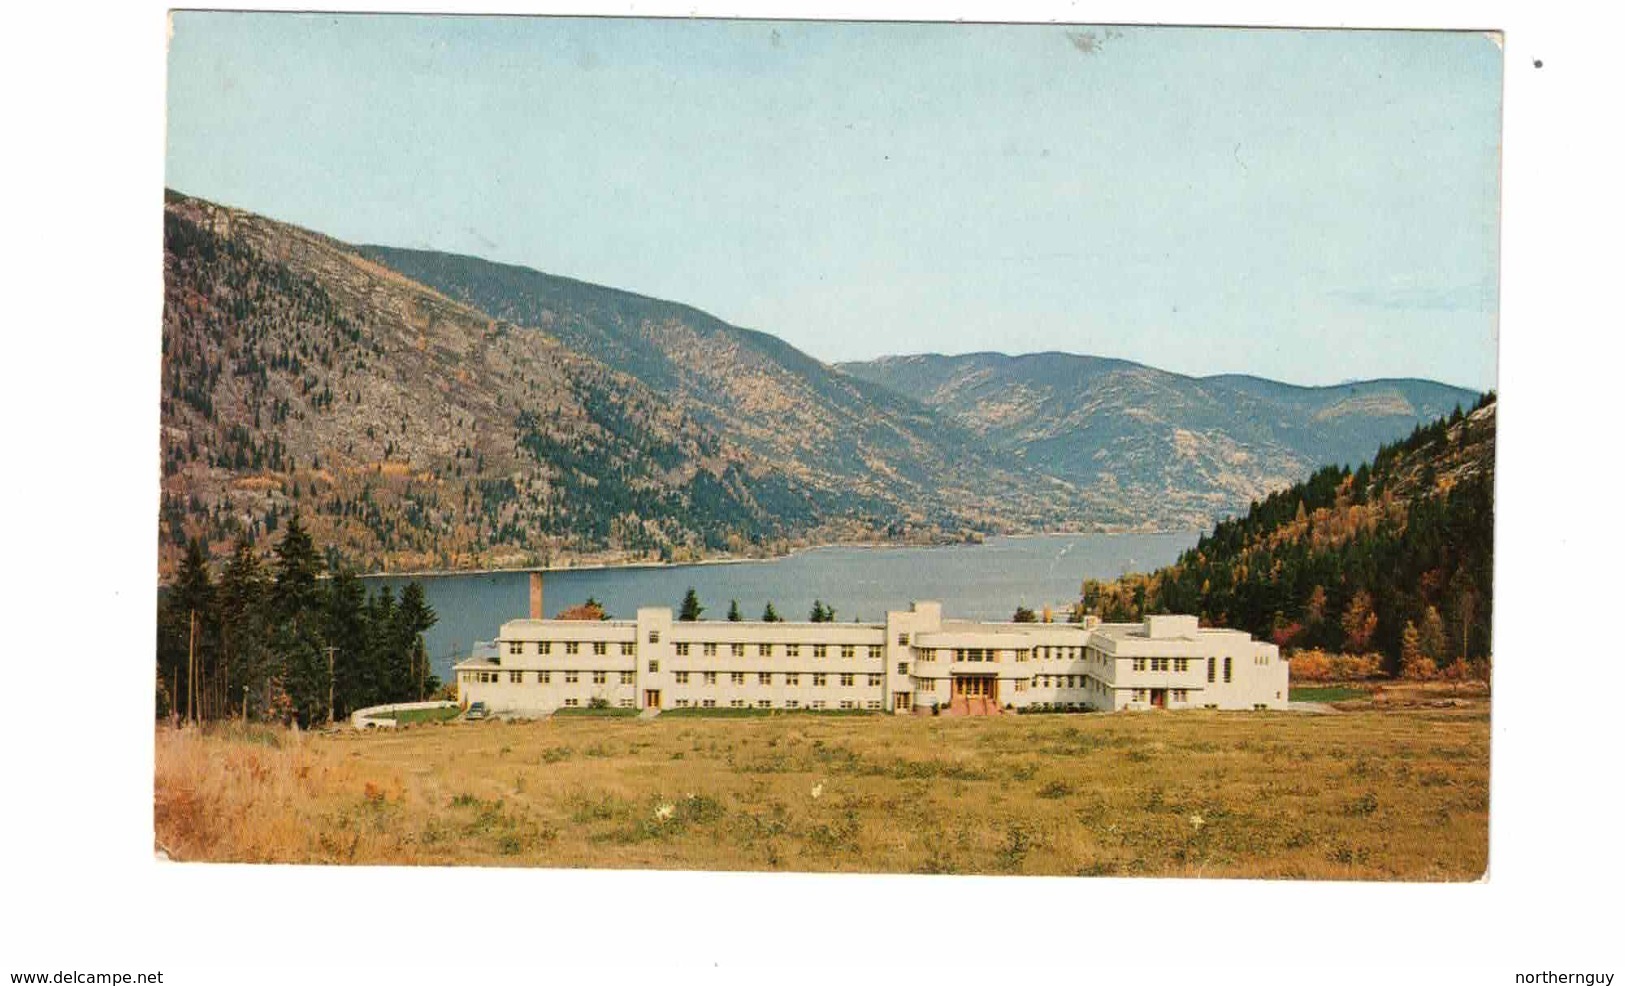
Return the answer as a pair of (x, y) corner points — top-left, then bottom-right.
(158, 190), (1482, 578)
(838, 353), (1477, 529)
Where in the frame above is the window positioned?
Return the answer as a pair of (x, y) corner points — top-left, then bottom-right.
(897, 663), (909, 675)
(757, 643), (772, 657)
(593, 642), (608, 656)
(898, 633), (910, 646)
(507, 641), (522, 655)
(1132, 658), (1147, 672)
(841, 645), (855, 659)
(1175, 658), (1189, 673)
(539, 671), (551, 684)
(675, 672), (690, 685)
(649, 630), (660, 643)
(731, 672), (746, 686)
(730, 699), (746, 708)
(592, 671), (607, 685)
(868, 646), (883, 659)
(785, 673), (800, 687)
(839, 673), (855, 687)
(675, 698), (691, 708)
(564, 671), (579, 684)
(619, 671), (635, 685)
(648, 661), (659, 673)
(621, 642), (636, 656)
(703, 672), (718, 685)
(1172, 689), (1188, 702)
(509, 671), (523, 683)
(703, 643), (718, 657)
(786, 699), (801, 709)
(1207, 658), (1216, 683)
(676, 643), (691, 656)
(786, 644), (800, 657)
(1223, 657), (1233, 683)
(539, 641), (551, 655)
(918, 649), (935, 662)
(840, 700), (855, 710)
(758, 673), (772, 686)
(701, 699), (717, 709)
(813, 673), (828, 687)
(1132, 689), (1147, 702)
(1014, 680), (1027, 692)
(618, 698), (634, 708)
(731, 643), (745, 657)
(867, 674), (882, 687)
(866, 700), (882, 710)
(564, 698), (579, 707)
(757, 700), (771, 709)
(565, 642), (579, 655)
(811, 699), (827, 710)
(1016, 649), (1028, 663)
(813, 645), (827, 658)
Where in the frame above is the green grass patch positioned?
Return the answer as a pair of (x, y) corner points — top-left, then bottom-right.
(1290, 685), (1371, 702)
(551, 706), (641, 718)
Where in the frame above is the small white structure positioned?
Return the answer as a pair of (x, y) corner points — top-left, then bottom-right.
(454, 598), (1286, 717)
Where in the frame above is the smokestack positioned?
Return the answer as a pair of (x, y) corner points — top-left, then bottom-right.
(529, 571), (543, 620)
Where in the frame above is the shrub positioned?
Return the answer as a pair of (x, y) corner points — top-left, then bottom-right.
(1288, 649), (1384, 682)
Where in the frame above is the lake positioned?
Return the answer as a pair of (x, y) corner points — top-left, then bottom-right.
(370, 531), (1199, 681)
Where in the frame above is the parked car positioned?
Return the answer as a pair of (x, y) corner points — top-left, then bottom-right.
(465, 701), (488, 721)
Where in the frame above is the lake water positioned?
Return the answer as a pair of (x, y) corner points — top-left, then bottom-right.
(370, 532), (1199, 681)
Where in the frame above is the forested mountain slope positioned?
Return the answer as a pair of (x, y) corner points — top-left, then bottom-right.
(1080, 395), (1495, 674)
(841, 352), (1478, 529)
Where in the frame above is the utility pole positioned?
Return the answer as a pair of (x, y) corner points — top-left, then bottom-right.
(187, 610), (197, 727)
(326, 646), (338, 725)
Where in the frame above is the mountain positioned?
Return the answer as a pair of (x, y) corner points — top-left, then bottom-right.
(838, 352), (1480, 528)
(1079, 395), (1496, 674)
(159, 193), (1070, 578)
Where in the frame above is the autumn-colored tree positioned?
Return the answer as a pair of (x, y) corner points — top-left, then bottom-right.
(1340, 590), (1378, 652)
(1304, 585), (1328, 626)
(1418, 606), (1449, 665)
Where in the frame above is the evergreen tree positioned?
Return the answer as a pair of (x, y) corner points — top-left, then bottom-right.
(762, 602), (782, 622)
(678, 587), (704, 622)
(217, 537), (272, 720)
(727, 599), (742, 622)
(1012, 605), (1037, 623)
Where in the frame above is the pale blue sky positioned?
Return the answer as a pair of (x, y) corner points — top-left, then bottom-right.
(166, 15), (1501, 390)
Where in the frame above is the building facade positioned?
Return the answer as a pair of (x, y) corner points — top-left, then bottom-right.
(454, 601), (1288, 716)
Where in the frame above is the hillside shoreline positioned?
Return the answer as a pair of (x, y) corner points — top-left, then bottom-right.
(349, 525), (1195, 583)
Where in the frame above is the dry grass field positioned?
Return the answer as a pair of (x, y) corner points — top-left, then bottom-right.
(154, 693), (1488, 880)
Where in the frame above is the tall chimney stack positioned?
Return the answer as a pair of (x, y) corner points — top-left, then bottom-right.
(529, 571), (544, 620)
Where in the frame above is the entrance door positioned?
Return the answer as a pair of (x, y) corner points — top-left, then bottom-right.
(1150, 688), (1167, 709)
(894, 692), (913, 712)
(955, 677), (992, 699)
(644, 689), (662, 710)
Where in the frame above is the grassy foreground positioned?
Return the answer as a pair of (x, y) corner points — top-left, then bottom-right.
(154, 700), (1488, 880)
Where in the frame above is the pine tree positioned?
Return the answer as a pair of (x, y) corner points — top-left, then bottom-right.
(727, 599), (742, 622)
(678, 588), (704, 622)
(1012, 605), (1037, 623)
(762, 602), (782, 622)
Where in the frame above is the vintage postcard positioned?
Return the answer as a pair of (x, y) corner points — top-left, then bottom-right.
(156, 13), (1499, 882)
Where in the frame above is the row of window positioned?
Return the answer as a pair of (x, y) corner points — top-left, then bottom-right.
(560, 698), (637, 709)
(671, 642), (884, 659)
(671, 671), (883, 688)
(1130, 657), (1194, 673)
(1129, 688), (1192, 703)
(506, 640), (636, 657)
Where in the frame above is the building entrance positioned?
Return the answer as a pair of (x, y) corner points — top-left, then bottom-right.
(953, 676), (997, 701)
(643, 689), (662, 710)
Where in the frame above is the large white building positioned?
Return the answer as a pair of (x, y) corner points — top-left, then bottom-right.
(455, 583), (1287, 716)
